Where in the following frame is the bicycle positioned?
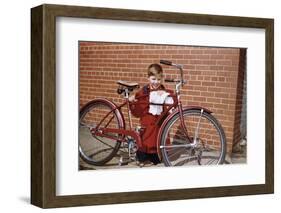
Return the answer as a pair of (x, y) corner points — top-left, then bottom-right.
(79, 60), (226, 167)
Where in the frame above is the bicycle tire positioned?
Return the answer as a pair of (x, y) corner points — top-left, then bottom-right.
(79, 99), (124, 166)
(160, 109), (226, 166)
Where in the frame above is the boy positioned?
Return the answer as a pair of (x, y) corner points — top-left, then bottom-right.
(129, 63), (173, 166)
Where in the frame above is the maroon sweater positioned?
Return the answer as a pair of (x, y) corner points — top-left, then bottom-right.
(130, 85), (173, 153)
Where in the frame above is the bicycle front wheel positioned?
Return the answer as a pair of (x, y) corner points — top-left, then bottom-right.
(160, 109), (226, 166)
(79, 99), (124, 166)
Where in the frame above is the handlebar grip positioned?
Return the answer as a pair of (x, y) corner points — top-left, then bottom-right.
(160, 60), (173, 66)
(164, 79), (175, 82)
(165, 79), (181, 83)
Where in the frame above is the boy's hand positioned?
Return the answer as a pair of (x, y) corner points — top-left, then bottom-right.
(129, 94), (136, 102)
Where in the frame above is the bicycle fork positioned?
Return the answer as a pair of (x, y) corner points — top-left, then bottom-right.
(194, 109), (204, 144)
(168, 108), (204, 148)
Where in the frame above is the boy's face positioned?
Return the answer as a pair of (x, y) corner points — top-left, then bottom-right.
(148, 75), (162, 89)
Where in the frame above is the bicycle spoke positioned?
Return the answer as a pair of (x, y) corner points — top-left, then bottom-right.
(166, 147), (187, 159)
(92, 135), (119, 151)
(206, 158), (217, 165)
(104, 115), (115, 128)
(174, 156), (197, 166)
(80, 122), (97, 128)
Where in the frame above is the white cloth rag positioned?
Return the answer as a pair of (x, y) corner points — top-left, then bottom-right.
(149, 91), (174, 115)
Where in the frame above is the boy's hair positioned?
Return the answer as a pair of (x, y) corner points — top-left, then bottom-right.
(147, 64), (163, 78)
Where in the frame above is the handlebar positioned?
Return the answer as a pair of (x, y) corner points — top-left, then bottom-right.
(160, 59), (185, 86)
(164, 79), (179, 83)
(165, 79), (187, 84)
(160, 60), (173, 66)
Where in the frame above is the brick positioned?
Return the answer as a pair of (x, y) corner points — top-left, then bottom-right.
(203, 49), (218, 54)
(195, 65), (210, 70)
(178, 50), (191, 54)
(210, 54), (224, 60)
(187, 90), (201, 96)
(223, 66), (239, 71)
(207, 97), (221, 103)
(189, 80), (202, 86)
(210, 65), (224, 71)
(202, 81), (216, 87)
(216, 82), (231, 88)
(196, 54), (210, 60)
(216, 60), (232, 66)
(218, 49), (236, 54)
(190, 49), (204, 54)
(172, 55), (184, 59)
(165, 50), (178, 54)
(193, 96), (206, 102)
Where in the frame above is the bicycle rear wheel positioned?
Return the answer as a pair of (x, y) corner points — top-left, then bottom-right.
(160, 109), (226, 166)
(79, 99), (124, 166)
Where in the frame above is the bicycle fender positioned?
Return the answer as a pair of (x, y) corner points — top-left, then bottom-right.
(156, 106), (212, 160)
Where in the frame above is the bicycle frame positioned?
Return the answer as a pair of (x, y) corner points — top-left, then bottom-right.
(89, 60), (213, 157)
(91, 93), (186, 151)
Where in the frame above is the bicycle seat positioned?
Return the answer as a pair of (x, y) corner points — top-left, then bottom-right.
(117, 80), (139, 89)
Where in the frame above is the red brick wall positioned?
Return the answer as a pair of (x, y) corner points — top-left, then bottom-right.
(79, 42), (246, 154)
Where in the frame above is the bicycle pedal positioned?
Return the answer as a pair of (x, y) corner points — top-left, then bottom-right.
(118, 156), (130, 166)
(118, 161), (129, 166)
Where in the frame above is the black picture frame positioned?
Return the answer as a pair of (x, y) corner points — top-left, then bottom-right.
(31, 4), (274, 208)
